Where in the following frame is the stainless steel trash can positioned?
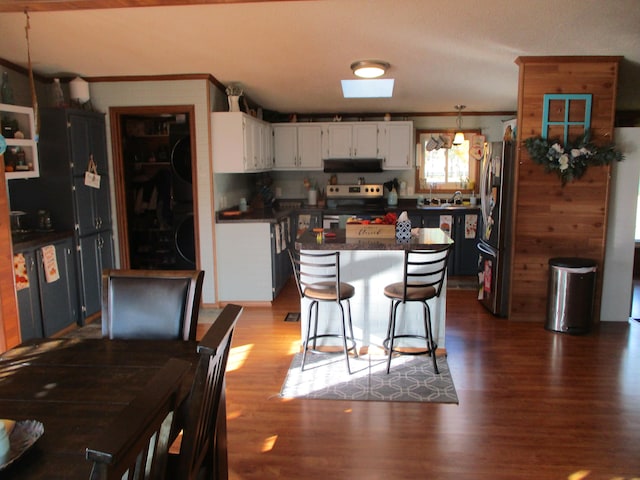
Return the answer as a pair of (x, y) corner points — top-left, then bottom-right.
(546, 258), (597, 334)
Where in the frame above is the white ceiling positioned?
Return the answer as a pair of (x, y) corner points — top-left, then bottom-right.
(0, 0), (639, 115)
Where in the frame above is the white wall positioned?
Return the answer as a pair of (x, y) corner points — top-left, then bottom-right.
(600, 127), (640, 321)
(90, 79), (219, 304)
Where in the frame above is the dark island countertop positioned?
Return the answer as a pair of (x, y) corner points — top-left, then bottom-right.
(295, 227), (453, 251)
(216, 199), (479, 224)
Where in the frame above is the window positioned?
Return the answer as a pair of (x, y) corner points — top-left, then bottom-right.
(416, 130), (480, 194)
(541, 94), (592, 144)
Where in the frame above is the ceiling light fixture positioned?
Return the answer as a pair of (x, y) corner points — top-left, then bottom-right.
(452, 105), (466, 145)
(351, 60), (390, 79)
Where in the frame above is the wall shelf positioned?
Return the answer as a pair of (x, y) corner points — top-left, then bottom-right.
(1, 103), (39, 180)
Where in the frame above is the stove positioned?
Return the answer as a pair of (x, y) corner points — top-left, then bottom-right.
(326, 184), (383, 198)
(324, 184), (386, 218)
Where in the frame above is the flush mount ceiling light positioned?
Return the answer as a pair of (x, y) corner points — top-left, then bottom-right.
(452, 105), (466, 145)
(351, 60), (390, 79)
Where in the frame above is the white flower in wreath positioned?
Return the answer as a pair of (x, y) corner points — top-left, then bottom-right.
(559, 153), (570, 171)
(551, 143), (564, 154)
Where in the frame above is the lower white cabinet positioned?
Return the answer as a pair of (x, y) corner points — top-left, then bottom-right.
(215, 221), (291, 301)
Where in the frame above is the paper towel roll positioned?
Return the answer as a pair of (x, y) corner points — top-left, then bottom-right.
(70, 77), (90, 103)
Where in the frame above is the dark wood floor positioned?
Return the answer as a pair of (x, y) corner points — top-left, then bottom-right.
(213, 279), (640, 480)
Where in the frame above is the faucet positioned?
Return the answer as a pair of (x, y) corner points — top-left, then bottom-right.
(450, 191), (462, 204)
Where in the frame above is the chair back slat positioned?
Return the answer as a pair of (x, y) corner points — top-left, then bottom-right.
(288, 249), (342, 301)
(86, 358), (190, 480)
(172, 304), (242, 480)
(402, 246), (452, 300)
(102, 269), (204, 341)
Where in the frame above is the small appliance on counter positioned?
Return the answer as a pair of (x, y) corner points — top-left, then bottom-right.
(10, 211), (28, 233)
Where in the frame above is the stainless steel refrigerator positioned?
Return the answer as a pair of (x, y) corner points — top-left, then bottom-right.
(477, 135), (516, 316)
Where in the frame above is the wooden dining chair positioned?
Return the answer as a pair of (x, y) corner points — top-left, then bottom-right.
(168, 303), (243, 480)
(383, 246), (452, 374)
(101, 269), (204, 340)
(86, 358), (191, 480)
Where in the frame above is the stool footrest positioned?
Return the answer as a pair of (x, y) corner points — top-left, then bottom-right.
(307, 334), (358, 355)
(383, 334), (437, 356)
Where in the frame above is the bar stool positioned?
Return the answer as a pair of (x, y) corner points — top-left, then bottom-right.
(383, 246), (451, 374)
(288, 249), (358, 374)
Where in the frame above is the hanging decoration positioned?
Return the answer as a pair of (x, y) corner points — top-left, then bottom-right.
(524, 134), (624, 186)
(24, 9), (39, 138)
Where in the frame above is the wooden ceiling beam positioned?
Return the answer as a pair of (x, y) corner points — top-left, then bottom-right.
(0, 0), (298, 13)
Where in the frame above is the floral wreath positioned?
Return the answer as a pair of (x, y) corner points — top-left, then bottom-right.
(524, 134), (624, 186)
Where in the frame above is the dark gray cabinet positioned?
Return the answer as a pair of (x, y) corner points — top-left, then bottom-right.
(15, 250), (42, 341)
(15, 237), (79, 341)
(408, 209), (479, 276)
(271, 219), (292, 298)
(453, 212), (479, 275)
(8, 108), (114, 322)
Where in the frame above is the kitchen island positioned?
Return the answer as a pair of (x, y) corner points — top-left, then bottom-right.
(294, 227), (453, 352)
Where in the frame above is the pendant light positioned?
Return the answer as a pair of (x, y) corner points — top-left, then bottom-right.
(452, 105), (466, 145)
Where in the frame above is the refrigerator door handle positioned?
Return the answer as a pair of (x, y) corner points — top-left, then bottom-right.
(477, 241), (495, 256)
(479, 143), (491, 234)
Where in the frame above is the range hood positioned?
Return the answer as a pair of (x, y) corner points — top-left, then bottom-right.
(323, 158), (383, 173)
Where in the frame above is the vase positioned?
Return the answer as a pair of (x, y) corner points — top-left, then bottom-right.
(228, 95), (240, 112)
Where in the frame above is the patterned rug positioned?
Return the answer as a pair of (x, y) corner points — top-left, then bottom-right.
(280, 352), (458, 403)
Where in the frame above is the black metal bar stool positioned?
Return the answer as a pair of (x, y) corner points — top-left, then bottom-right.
(383, 246), (451, 374)
(288, 249), (358, 374)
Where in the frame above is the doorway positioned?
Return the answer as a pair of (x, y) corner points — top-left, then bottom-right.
(110, 106), (198, 270)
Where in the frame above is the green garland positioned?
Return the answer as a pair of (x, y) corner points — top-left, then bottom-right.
(524, 134), (624, 186)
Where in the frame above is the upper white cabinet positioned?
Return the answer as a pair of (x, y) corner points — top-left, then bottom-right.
(1, 103), (39, 179)
(324, 123), (379, 159)
(212, 112), (272, 173)
(273, 124), (324, 170)
(380, 121), (415, 170)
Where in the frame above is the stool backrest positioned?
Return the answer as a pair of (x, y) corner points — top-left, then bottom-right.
(288, 249), (341, 301)
(402, 246), (452, 300)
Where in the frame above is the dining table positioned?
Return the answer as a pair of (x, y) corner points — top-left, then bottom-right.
(0, 332), (206, 479)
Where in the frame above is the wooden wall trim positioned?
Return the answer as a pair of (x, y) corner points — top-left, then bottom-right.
(0, 156), (21, 352)
(0, 0), (302, 13)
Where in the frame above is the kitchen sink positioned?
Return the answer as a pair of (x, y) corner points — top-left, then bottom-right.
(417, 203), (476, 210)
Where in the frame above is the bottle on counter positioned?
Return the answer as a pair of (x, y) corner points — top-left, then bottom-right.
(387, 187), (398, 206)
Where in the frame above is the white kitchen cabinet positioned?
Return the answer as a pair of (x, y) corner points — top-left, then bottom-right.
(1, 103), (39, 179)
(215, 221), (291, 301)
(273, 124), (324, 170)
(212, 112), (272, 173)
(324, 123), (379, 159)
(380, 121), (414, 170)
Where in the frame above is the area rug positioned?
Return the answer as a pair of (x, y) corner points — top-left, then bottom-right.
(280, 352), (458, 404)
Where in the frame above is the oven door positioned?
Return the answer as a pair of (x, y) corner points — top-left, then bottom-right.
(322, 214), (354, 229)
